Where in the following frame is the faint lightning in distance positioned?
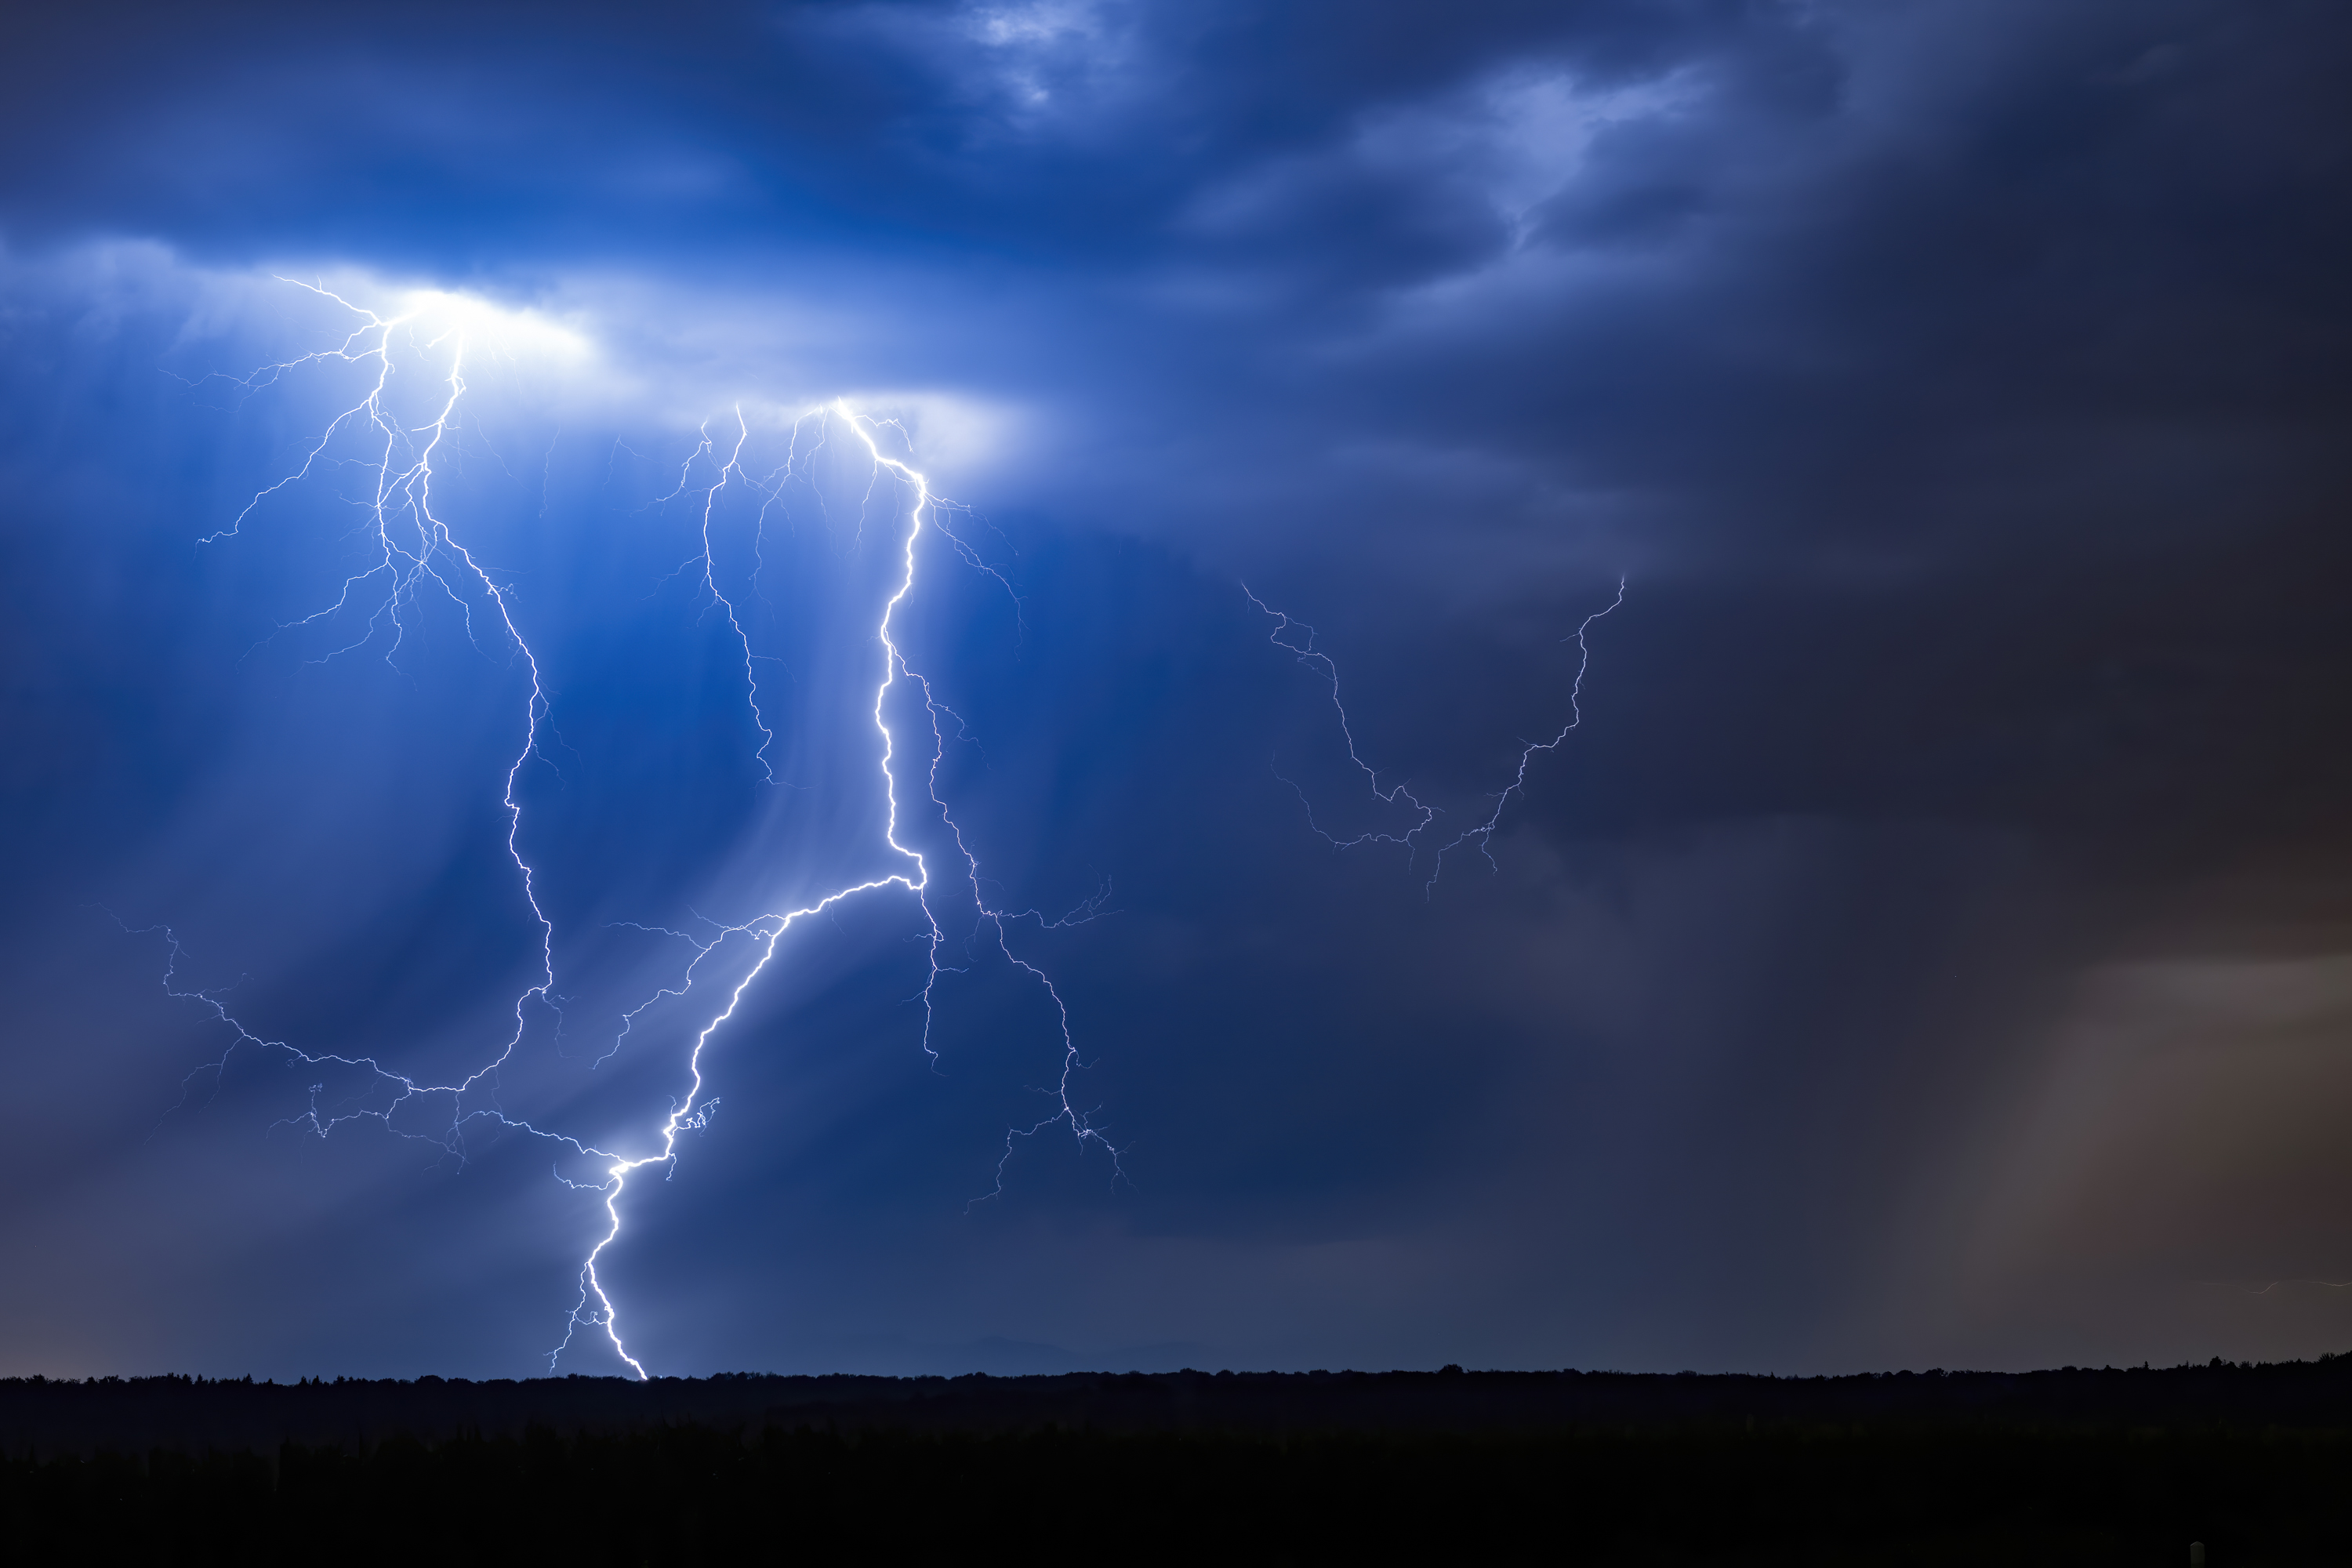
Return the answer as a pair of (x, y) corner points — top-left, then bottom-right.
(1421, 576), (1625, 888)
(165, 284), (1116, 1380)
(1252, 577), (1625, 891)
(654, 408), (777, 779)
(1243, 589), (1436, 851)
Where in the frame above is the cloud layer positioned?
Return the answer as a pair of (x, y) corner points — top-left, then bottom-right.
(2, 0), (2349, 1377)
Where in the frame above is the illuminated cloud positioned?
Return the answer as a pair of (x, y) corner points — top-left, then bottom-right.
(0, 0), (2347, 1377)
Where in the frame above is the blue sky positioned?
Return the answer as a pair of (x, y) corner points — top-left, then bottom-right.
(2, 0), (2350, 1378)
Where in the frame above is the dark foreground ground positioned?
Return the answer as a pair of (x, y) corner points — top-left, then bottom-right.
(7, 1359), (2350, 1563)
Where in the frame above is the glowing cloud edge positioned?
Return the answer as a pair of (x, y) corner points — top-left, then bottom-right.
(160, 281), (1117, 1380)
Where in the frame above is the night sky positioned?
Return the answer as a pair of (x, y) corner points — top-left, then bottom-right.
(2, 0), (2349, 1381)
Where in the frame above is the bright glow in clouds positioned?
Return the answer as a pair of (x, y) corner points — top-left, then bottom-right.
(129, 263), (1618, 1377)
(394, 287), (594, 362)
(155, 278), (1116, 1378)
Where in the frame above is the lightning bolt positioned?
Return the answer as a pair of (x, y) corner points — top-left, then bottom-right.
(169, 281), (562, 1161)
(162, 282), (1117, 1380)
(1243, 589), (1436, 851)
(1252, 577), (1625, 891)
(652, 408), (776, 779)
(552, 402), (1121, 1376)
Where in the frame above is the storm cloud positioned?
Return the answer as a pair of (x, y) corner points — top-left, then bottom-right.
(2, 0), (2348, 1377)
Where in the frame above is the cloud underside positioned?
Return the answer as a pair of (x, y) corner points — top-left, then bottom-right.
(0, 0), (2347, 1374)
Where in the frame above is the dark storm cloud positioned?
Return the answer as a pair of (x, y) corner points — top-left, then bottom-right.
(16, 2), (2337, 600)
(3, 2), (1702, 260)
(2, 1), (2350, 1377)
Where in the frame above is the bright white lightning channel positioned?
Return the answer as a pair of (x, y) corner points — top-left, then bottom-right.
(163, 280), (1116, 1380)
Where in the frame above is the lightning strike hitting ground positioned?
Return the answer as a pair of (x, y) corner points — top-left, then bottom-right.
(1252, 578), (1625, 892)
(159, 281), (1117, 1379)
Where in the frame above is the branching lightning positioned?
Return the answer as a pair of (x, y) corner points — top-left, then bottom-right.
(1243, 590), (1436, 852)
(550, 401), (1122, 1375)
(654, 408), (777, 779)
(159, 281), (1117, 1379)
(1252, 577), (1625, 891)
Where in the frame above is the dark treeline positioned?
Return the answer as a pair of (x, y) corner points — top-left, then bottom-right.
(11, 1357), (2352, 1453)
(6, 1360), (2352, 1562)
